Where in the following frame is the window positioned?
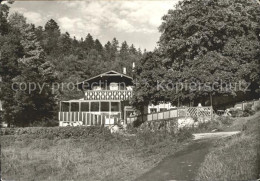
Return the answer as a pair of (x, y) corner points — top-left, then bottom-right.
(81, 102), (89, 112)
(101, 102), (109, 112)
(61, 102), (69, 112)
(91, 102), (99, 112)
(150, 108), (157, 113)
(71, 102), (79, 112)
(111, 102), (120, 112)
(160, 108), (167, 112)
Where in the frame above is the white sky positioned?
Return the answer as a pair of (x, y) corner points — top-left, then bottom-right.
(8, 0), (180, 51)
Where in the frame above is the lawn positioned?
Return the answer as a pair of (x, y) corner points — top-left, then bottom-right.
(196, 111), (260, 181)
(1, 127), (191, 181)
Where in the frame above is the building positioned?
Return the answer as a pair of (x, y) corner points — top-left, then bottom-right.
(58, 70), (135, 126)
(148, 103), (176, 113)
(58, 70), (177, 126)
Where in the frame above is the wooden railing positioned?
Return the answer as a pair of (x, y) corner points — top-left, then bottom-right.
(127, 106), (213, 123)
(84, 90), (133, 100)
(59, 112), (120, 126)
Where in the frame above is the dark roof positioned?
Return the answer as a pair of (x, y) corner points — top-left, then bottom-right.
(76, 70), (133, 88)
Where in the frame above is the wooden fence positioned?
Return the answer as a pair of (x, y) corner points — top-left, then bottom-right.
(127, 106), (213, 123)
(59, 112), (120, 126)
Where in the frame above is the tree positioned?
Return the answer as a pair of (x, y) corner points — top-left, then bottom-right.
(158, 0), (260, 106)
(34, 26), (44, 42)
(111, 37), (119, 60)
(0, 4), (9, 35)
(0, 5), (23, 126)
(120, 41), (129, 55)
(131, 51), (165, 112)
(13, 23), (57, 126)
(94, 39), (103, 52)
(43, 19), (61, 55)
(8, 12), (27, 31)
(129, 44), (137, 55)
(104, 41), (112, 62)
(84, 33), (94, 51)
(58, 32), (72, 54)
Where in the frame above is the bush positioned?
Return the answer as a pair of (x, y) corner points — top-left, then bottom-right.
(217, 116), (233, 125)
(195, 119), (221, 131)
(229, 108), (244, 117)
(125, 124), (138, 134)
(252, 101), (260, 111)
(0, 126), (111, 139)
(135, 122), (192, 146)
(175, 128), (193, 142)
(132, 118), (144, 127)
(30, 119), (59, 127)
(243, 104), (255, 117)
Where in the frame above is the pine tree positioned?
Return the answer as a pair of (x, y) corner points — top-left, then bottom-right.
(13, 24), (57, 126)
(0, 4), (9, 35)
(0, 5), (23, 126)
(94, 39), (103, 52)
(58, 32), (72, 54)
(129, 44), (137, 54)
(84, 33), (94, 51)
(43, 19), (61, 55)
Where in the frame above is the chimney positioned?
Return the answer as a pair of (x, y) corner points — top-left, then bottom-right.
(132, 62), (135, 69)
(123, 67), (127, 74)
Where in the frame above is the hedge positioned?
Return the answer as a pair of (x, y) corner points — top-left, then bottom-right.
(0, 126), (111, 139)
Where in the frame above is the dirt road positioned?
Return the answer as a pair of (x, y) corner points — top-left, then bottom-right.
(135, 131), (240, 181)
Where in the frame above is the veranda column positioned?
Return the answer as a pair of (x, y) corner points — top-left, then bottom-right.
(69, 102), (72, 122)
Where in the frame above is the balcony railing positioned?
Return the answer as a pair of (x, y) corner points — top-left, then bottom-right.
(84, 90), (133, 100)
(127, 106), (213, 123)
(58, 112), (120, 126)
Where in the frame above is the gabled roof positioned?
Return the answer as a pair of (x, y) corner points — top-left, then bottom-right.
(77, 70), (133, 85)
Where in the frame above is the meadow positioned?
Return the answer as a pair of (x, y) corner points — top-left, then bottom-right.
(1, 126), (192, 181)
(196, 112), (260, 181)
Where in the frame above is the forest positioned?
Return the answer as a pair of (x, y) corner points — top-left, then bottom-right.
(0, 3), (143, 126)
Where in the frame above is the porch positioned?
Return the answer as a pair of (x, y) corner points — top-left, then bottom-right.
(59, 100), (122, 126)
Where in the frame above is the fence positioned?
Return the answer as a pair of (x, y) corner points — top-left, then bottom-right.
(127, 106), (213, 123)
(59, 112), (120, 126)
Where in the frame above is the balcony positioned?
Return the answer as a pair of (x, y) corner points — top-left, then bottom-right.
(84, 90), (133, 100)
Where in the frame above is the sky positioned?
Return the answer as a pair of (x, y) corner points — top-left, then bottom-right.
(8, 0), (180, 51)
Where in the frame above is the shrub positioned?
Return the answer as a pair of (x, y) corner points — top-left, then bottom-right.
(243, 104), (255, 117)
(197, 120), (221, 132)
(252, 101), (260, 111)
(216, 116), (233, 125)
(30, 119), (59, 127)
(175, 128), (193, 142)
(132, 118), (144, 127)
(125, 124), (138, 134)
(0, 126), (111, 139)
(229, 108), (244, 117)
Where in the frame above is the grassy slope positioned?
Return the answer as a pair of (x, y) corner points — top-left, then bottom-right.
(196, 112), (260, 181)
(1, 130), (190, 181)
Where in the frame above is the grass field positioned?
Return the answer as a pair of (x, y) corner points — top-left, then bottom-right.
(196, 112), (260, 181)
(1, 127), (192, 181)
